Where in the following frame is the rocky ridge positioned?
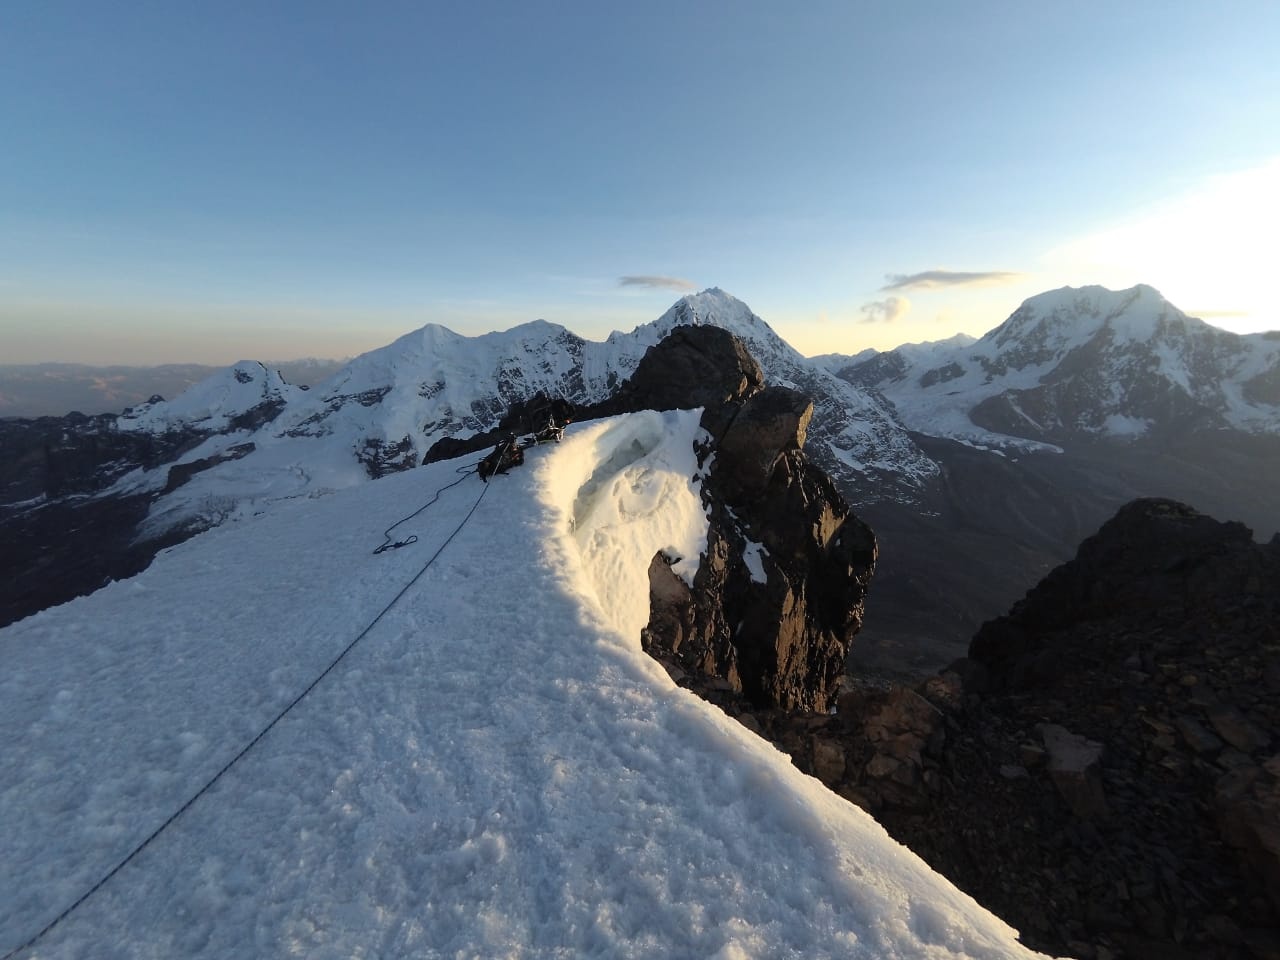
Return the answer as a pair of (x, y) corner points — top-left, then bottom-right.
(719, 498), (1279, 959)
(435, 323), (878, 714)
(623, 327), (878, 712)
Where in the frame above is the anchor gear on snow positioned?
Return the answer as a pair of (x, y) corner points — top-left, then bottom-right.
(524, 396), (576, 445)
(477, 398), (576, 480)
(477, 435), (525, 481)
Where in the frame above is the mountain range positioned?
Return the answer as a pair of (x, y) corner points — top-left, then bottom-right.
(3, 285), (1279, 675)
(826, 284), (1280, 675)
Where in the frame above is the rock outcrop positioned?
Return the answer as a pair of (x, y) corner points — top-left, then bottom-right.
(426, 324), (878, 713)
(842, 499), (1279, 960)
(582, 325), (878, 713)
(701, 497), (1278, 959)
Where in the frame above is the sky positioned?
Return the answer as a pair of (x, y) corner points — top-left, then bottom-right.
(2, 1), (1279, 364)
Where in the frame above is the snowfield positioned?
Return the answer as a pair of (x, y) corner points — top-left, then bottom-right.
(1, 410), (1047, 959)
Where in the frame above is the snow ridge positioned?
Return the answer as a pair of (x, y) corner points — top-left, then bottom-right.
(0, 411), (1044, 959)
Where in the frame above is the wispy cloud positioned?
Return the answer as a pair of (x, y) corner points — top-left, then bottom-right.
(858, 296), (911, 324)
(881, 270), (1022, 292)
(619, 275), (696, 292)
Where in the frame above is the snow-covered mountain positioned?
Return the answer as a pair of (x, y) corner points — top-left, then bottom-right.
(835, 284), (1280, 446)
(830, 285), (1280, 680)
(117, 360), (306, 435)
(636, 290), (938, 494)
(0, 410), (1043, 959)
(106, 290), (935, 540)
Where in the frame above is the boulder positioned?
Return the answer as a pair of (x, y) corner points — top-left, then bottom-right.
(1207, 704), (1271, 754)
(1039, 724), (1109, 819)
(603, 325), (765, 425)
(715, 387), (813, 499)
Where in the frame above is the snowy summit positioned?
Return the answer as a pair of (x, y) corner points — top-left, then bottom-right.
(0, 409), (1046, 959)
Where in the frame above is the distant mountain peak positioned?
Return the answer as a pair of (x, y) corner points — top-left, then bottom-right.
(839, 283), (1280, 445)
(647, 288), (771, 339)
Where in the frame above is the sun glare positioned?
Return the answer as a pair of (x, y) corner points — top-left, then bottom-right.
(1044, 158), (1280, 334)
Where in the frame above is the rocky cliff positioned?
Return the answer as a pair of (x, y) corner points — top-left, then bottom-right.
(620, 327), (877, 712)
(747, 498), (1279, 960)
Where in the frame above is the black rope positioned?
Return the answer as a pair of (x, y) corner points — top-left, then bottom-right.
(373, 460), (481, 554)
(3, 478), (490, 960)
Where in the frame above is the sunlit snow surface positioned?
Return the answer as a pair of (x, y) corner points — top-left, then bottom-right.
(1, 411), (1046, 959)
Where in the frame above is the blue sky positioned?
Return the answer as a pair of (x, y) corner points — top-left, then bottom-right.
(3, 1), (1279, 363)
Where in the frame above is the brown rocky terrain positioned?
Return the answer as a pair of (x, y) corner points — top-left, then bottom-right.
(665, 497), (1280, 960)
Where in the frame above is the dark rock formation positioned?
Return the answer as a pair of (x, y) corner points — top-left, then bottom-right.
(357, 435), (416, 478)
(599, 325), (764, 433)
(693, 497), (1278, 959)
(0, 413), (205, 503)
(969, 498), (1271, 690)
(624, 329), (876, 713)
(858, 499), (1278, 959)
(163, 441), (256, 493)
(450, 324), (877, 715)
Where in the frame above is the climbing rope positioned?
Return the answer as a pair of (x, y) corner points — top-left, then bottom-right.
(3, 475), (491, 960)
(374, 460), (482, 553)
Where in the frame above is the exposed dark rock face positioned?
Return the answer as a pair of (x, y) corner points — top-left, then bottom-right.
(695, 497), (1278, 959)
(825, 499), (1279, 960)
(0, 413), (205, 503)
(356, 436), (417, 478)
(970, 498), (1274, 689)
(444, 324), (877, 715)
(622, 328), (877, 713)
(163, 442), (256, 493)
(599, 325), (764, 427)
(925, 500), (1280, 958)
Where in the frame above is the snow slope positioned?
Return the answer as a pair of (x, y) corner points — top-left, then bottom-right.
(0, 410), (1045, 960)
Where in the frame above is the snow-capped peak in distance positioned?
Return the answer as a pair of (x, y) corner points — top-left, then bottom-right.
(109, 290), (938, 540)
(837, 284), (1280, 446)
(116, 360), (305, 435)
